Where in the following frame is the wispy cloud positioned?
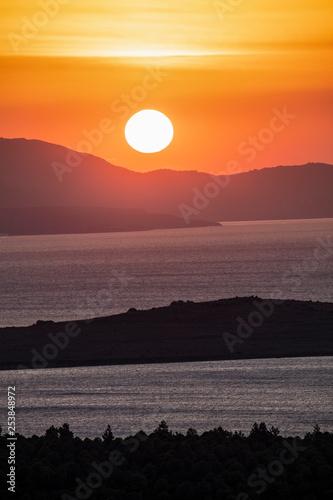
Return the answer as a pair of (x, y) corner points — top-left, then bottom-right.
(2, 0), (332, 57)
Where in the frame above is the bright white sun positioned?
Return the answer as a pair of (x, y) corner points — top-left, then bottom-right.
(125, 110), (173, 153)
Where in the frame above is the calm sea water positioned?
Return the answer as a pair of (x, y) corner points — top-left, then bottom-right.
(0, 218), (332, 327)
(1, 357), (332, 438)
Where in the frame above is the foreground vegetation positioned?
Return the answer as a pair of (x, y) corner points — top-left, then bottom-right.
(0, 422), (332, 499)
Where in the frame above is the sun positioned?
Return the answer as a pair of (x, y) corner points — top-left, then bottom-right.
(125, 110), (173, 153)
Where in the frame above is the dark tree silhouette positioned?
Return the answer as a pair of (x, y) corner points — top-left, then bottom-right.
(102, 424), (114, 444)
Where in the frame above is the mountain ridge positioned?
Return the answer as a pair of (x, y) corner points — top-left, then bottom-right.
(1, 138), (332, 232)
(1, 137), (328, 175)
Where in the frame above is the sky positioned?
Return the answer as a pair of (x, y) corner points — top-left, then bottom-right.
(0, 0), (332, 173)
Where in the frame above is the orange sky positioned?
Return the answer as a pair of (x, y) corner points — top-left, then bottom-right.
(0, 0), (332, 173)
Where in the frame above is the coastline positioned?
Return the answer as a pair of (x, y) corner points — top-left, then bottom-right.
(1, 296), (332, 371)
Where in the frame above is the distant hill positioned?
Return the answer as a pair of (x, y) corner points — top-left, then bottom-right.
(0, 138), (332, 234)
(0, 207), (219, 236)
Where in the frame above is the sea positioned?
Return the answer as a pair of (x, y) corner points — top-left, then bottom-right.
(0, 218), (332, 437)
(0, 357), (332, 438)
(1, 218), (332, 328)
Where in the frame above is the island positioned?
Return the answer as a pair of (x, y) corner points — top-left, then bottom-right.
(0, 296), (332, 370)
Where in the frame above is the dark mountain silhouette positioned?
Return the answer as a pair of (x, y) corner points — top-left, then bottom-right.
(0, 138), (332, 235)
(0, 207), (219, 236)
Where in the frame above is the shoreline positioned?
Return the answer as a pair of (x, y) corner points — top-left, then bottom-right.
(1, 296), (332, 371)
(1, 352), (332, 372)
